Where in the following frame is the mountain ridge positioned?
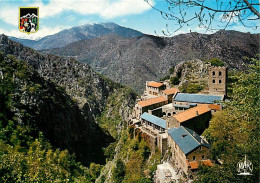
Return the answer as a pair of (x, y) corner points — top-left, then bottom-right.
(9, 22), (143, 50)
(40, 30), (260, 93)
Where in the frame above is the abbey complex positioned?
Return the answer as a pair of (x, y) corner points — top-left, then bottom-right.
(129, 66), (227, 182)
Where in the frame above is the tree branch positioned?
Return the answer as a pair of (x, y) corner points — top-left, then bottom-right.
(242, 0), (260, 19)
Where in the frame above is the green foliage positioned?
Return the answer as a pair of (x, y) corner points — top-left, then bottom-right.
(160, 75), (170, 81)
(197, 58), (259, 182)
(109, 130), (161, 183)
(160, 65), (175, 81)
(104, 142), (117, 161)
(112, 159), (125, 183)
(97, 87), (136, 140)
(170, 76), (180, 85)
(128, 126), (135, 139)
(207, 58), (225, 67)
(0, 127), (91, 182)
(0, 53), (92, 182)
(169, 65), (175, 74)
(138, 140), (151, 159)
(179, 83), (203, 93)
(177, 69), (182, 78)
(89, 163), (102, 181)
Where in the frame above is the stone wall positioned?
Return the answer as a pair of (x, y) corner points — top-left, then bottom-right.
(157, 134), (168, 154)
(145, 81), (165, 96)
(181, 111), (211, 135)
(208, 66), (227, 96)
(166, 117), (180, 129)
(186, 146), (210, 162)
(172, 101), (190, 113)
(149, 107), (163, 117)
(167, 135), (189, 175)
(133, 100), (168, 119)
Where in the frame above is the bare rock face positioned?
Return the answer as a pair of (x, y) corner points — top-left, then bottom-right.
(0, 34), (137, 165)
(172, 59), (211, 87)
(40, 30), (259, 93)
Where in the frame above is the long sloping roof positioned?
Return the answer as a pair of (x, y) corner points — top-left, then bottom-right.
(173, 93), (223, 104)
(141, 112), (166, 129)
(168, 126), (210, 155)
(138, 96), (167, 107)
(172, 104), (211, 123)
(147, 81), (164, 88)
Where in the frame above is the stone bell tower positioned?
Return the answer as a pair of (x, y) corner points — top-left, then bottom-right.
(208, 66), (227, 96)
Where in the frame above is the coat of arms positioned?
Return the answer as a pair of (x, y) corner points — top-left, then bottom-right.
(19, 7), (39, 34)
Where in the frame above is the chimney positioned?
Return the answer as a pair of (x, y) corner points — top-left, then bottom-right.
(196, 111), (199, 116)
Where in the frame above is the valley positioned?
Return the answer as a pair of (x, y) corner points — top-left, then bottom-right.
(1, 22), (259, 183)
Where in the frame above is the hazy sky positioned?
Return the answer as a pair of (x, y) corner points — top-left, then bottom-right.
(0, 0), (259, 40)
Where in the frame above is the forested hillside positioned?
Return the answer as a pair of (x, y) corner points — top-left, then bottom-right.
(0, 35), (137, 180)
(195, 58), (259, 182)
(0, 54), (92, 182)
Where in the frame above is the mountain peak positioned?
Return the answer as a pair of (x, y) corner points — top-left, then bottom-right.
(101, 22), (120, 28)
(10, 22), (143, 50)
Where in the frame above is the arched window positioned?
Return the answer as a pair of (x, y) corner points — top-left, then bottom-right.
(193, 156), (196, 161)
(219, 71), (222, 76)
(213, 79), (215, 84)
(212, 71), (215, 76)
(202, 155), (205, 159)
(219, 80), (222, 84)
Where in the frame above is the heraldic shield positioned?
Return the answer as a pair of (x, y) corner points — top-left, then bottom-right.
(19, 7), (39, 34)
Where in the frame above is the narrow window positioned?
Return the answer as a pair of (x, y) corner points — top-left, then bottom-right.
(213, 79), (215, 84)
(202, 155), (205, 159)
(219, 80), (222, 84)
(219, 71), (222, 76)
(212, 71), (215, 76)
(193, 156), (196, 161)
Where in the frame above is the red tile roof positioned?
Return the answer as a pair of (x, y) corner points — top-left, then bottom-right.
(138, 96), (167, 107)
(162, 88), (179, 95)
(173, 104), (211, 123)
(189, 161), (199, 169)
(208, 104), (221, 111)
(147, 81), (164, 88)
(189, 160), (213, 169)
